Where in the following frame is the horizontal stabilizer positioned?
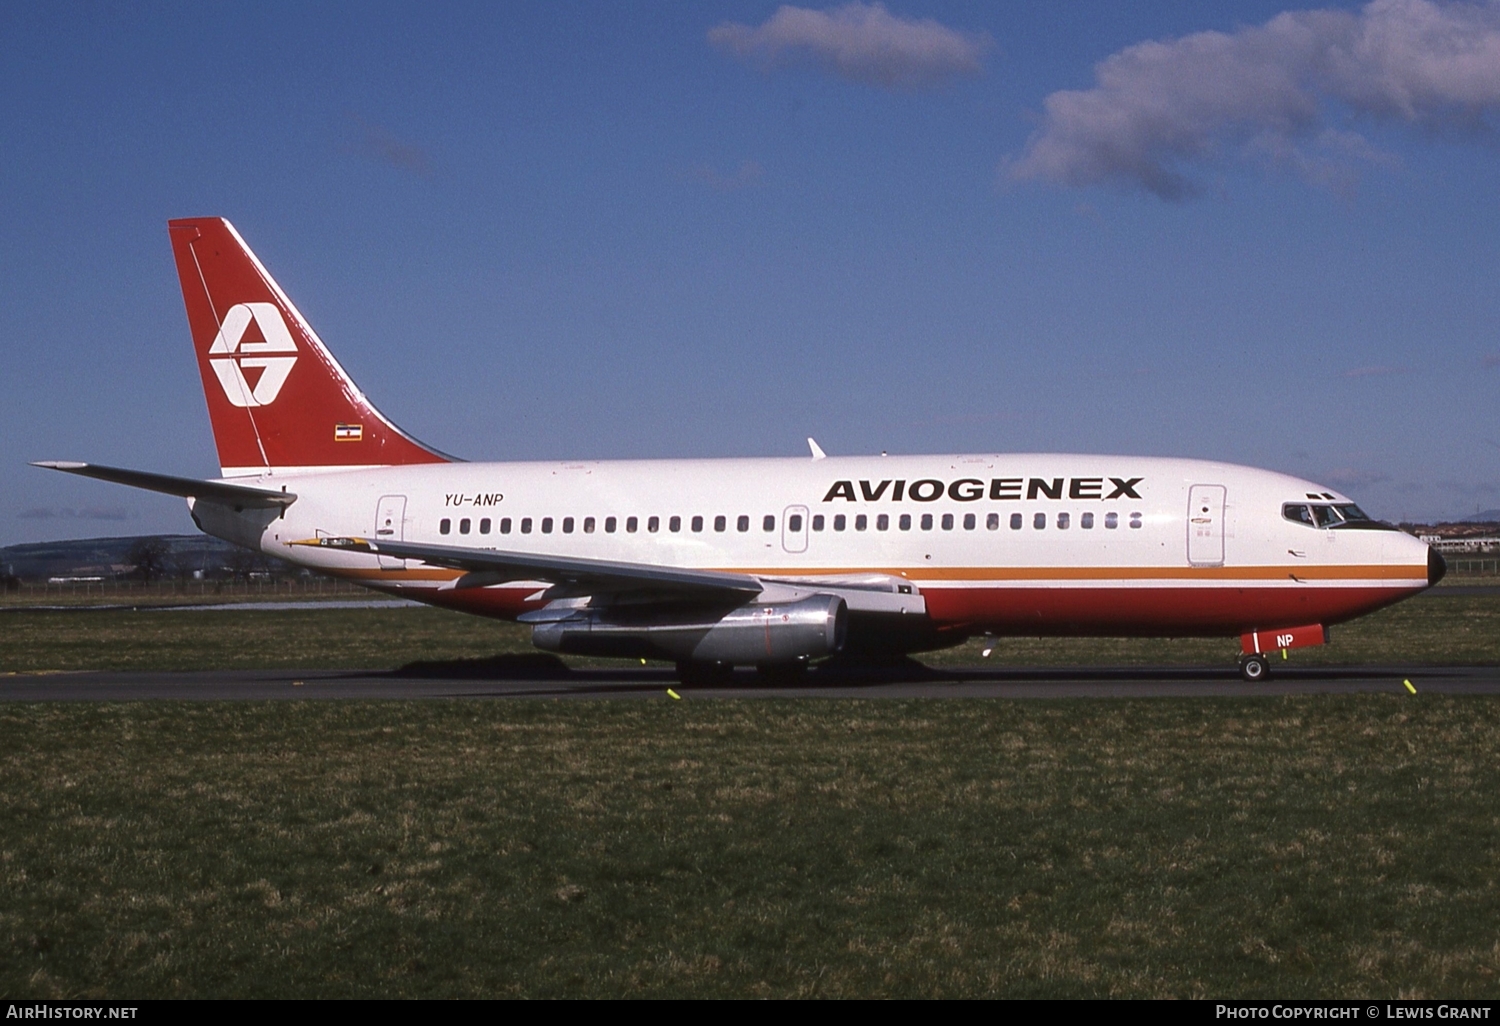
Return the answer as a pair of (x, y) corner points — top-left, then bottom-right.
(31, 461), (296, 509)
(294, 536), (762, 600)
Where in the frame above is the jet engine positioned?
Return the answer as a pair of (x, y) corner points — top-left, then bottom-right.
(531, 594), (847, 665)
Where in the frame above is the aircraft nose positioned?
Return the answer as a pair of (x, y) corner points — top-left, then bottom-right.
(1428, 546), (1447, 587)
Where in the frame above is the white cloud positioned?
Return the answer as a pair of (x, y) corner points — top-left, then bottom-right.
(709, 3), (991, 89)
(1009, 0), (1500, 199)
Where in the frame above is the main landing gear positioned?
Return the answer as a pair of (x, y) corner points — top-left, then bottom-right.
(1239, 653), (1271, 682)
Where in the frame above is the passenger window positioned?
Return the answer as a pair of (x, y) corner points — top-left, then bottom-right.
(479, 518), (491, 534)
(1129, 512), (1142, 529)
(583, 517), (595, 533)
(1105, 512), (1117, 529)
(1283, 504), (1314, 527)
(921, 514), (934, 531)
(500, 517), (512, 534)
(963, 513), (975, 530)
(763, 515), (775, 532)
(691, 515), (703, 532)
(669, 516), (681, 532)
(940, 513), (953, 530)
(874, 514), (887, 531)
(714, 515), (727, 532)
(1057, 512), (1069, 530)
(899, 514), (912, 531)
(562, 517), (574, 534)
(1034, 513), (1046, 530)
(789, 514), (803, 532)
(1081, 512), (1093, 529)
(737, 515), (750, 532)
(987, 512), (999, 530)
(459, 518), (471, 535)
(811, 515), (824, 531)
(541, 517), (553, 534)
(834, 514), (846, 531)
(626, 516), (638, 533)
(520, 518), (532, 534)
(1010, 513), (1022, 530)
(604, 516), (616, 533)
(648, 516), (660, 533)
(440, 518), (451, 535)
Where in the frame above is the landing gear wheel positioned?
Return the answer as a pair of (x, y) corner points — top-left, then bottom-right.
(675, 660), (733, 686)
(1239, 653), (1271, 682)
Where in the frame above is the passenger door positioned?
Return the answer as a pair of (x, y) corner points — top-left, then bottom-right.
(1187, 485), (1226, 567)
(782, 505), (809, 554)
(374, 495), (407, 570)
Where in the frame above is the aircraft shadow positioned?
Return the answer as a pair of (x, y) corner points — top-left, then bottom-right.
(390, 652), (576, 680)
(377, 654), (1444, 691)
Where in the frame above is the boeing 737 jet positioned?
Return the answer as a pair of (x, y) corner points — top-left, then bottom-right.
(35, 218), (1444, 682)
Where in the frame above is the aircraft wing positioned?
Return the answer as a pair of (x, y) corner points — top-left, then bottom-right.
(32, 461), (296, 508)
(296, 536), (764, 601)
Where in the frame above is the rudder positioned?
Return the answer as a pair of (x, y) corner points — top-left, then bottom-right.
(168, 218), (450, 477)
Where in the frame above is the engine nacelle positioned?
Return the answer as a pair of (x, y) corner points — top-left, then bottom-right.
(531, 594), (847, 665)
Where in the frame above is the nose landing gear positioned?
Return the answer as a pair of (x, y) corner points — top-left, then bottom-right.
(1239, 653), (1270, 682)
(1238, 624), (1325, 682)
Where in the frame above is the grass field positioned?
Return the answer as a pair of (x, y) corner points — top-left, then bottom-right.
(1, 577), (371, 608)
(4, 698), (1500, 998)
(3, 588), (1498, 674)
(3, 584), (1498, 997)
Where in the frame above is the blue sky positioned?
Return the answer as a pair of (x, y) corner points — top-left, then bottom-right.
(4, 1), (1499, 545)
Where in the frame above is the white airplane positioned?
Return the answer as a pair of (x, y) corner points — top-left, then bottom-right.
(35, 218), (1444, 682)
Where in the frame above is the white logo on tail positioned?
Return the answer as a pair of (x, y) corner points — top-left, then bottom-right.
(207, 303), (297, 408)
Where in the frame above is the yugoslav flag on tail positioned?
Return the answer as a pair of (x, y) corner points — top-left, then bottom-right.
(168, 217), (451, 477)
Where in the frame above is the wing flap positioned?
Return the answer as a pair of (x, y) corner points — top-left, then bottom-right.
(296, 536), (764, 601)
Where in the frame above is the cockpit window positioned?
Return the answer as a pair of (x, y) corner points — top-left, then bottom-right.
(1311, 504), (1344, 528)
(1288, 499), (1395, 530)
(1329, 502), (1397, 530)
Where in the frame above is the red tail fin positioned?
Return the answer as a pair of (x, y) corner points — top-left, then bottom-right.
(168, 218), (451, 477)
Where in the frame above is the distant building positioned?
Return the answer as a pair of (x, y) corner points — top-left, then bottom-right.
(1406, 522), (1500, 554)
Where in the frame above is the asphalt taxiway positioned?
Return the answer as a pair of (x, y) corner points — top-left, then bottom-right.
(3, 663), (1498, 700)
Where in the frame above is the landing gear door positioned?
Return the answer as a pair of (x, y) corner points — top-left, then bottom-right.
(375, 495), (407, 570)
(782, 505), (809, 554)
(1187, 485), (1226, 567)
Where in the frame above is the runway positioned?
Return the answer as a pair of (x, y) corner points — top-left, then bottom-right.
(3, 662), (1499, 700)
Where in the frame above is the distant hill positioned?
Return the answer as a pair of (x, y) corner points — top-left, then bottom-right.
(0, 534), (251, 581)
(1460, 510), (1500, 524)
